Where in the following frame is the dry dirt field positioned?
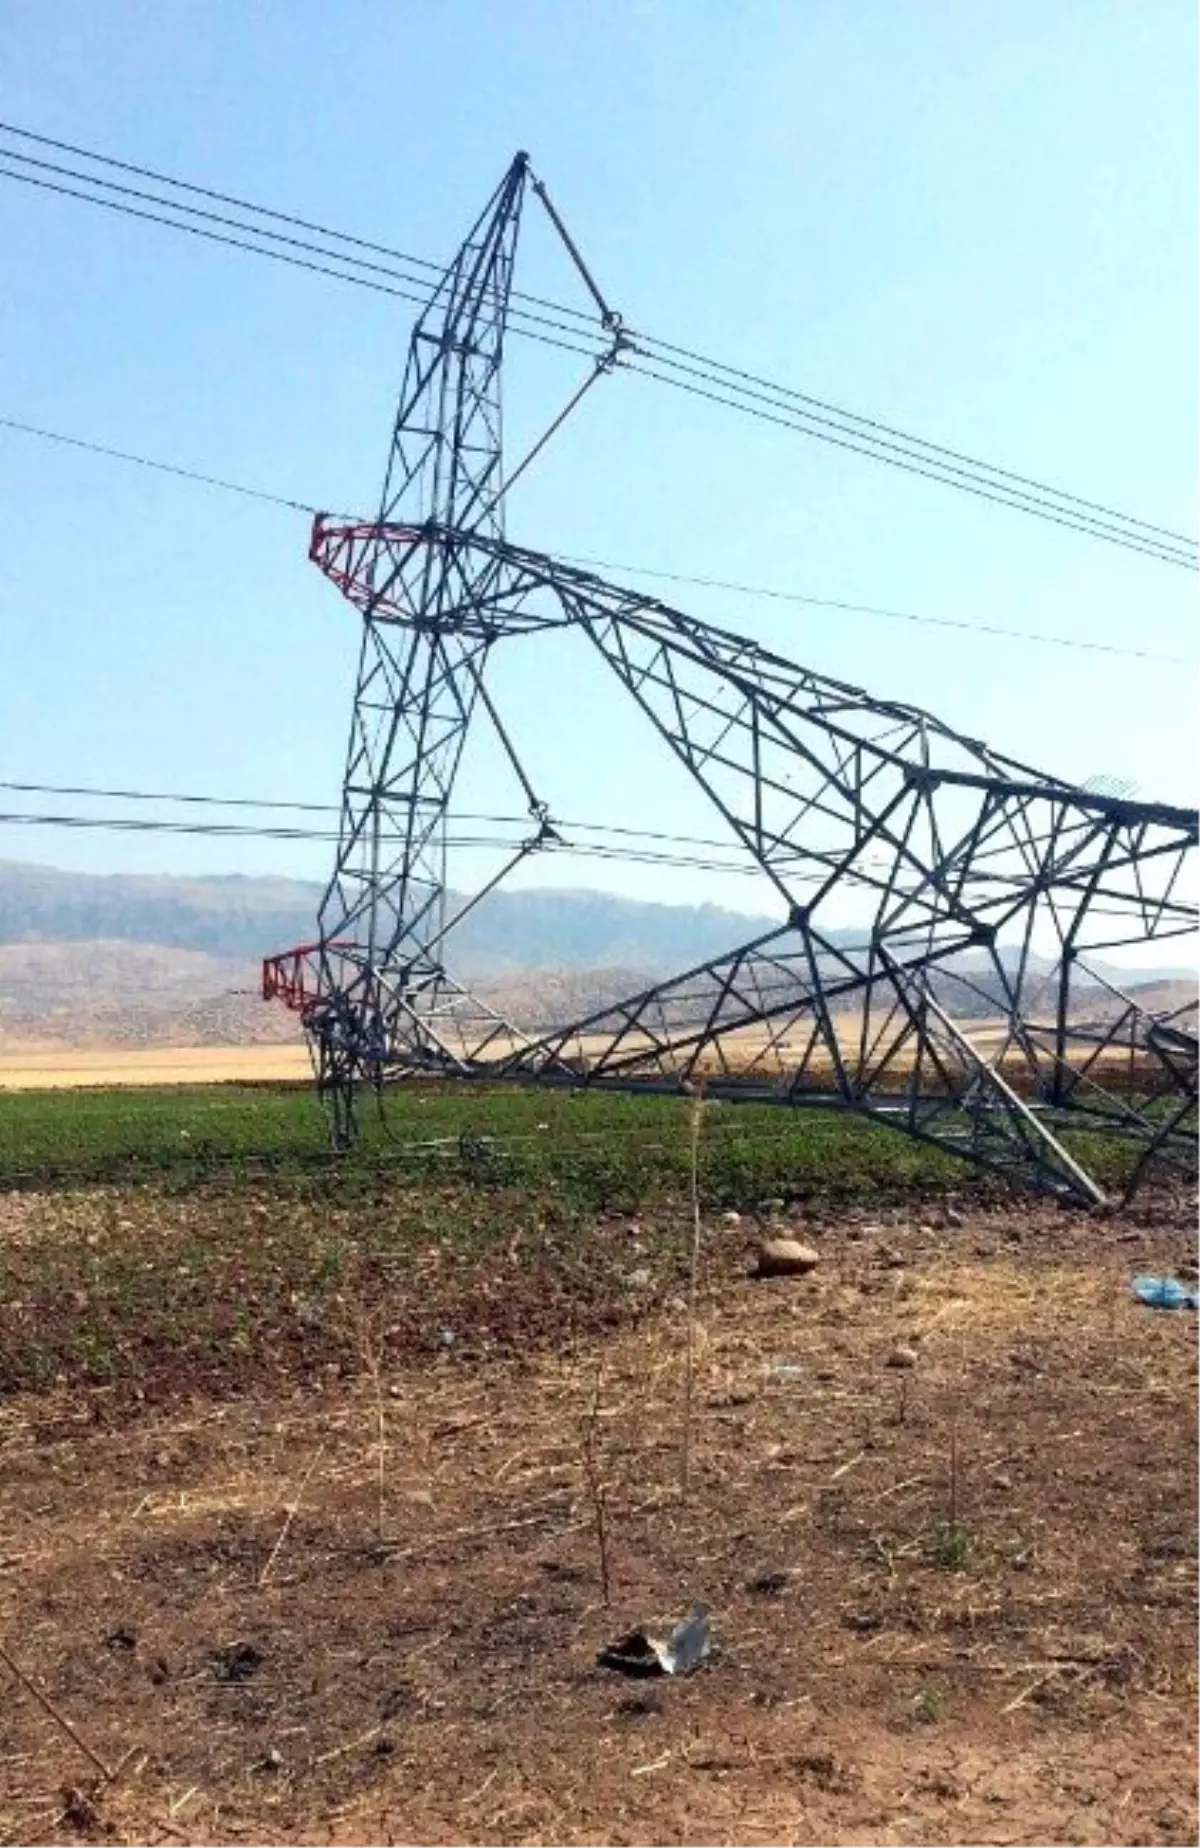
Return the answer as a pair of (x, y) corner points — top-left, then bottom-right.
(0, 1186), (1196, 1846)
(0, 1046), (312, 1090)
(0, 1018), (1160, 1094)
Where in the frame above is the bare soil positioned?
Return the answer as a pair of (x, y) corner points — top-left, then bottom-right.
(0, 1045), (311, 1090)
(1, 1193), (1196, 1846)
(0, 1021), (1166, 1095)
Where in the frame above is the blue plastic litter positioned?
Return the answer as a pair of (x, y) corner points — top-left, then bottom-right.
(1130, 1275), (1199, 1312)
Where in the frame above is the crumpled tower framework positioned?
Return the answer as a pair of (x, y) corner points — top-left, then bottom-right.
(264, 154), (1198, 1206)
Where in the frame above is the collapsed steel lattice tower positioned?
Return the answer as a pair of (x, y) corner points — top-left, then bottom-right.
(265, 153), (1198, 1205)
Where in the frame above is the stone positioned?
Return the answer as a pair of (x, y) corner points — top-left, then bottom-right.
(885, 1344), (918, 1369)
(625, 1267), (652, 1291)
(721, 1210), (743, 1227)
(755, 1237), (820, 1278)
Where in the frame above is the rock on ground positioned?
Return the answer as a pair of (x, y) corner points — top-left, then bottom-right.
(755, 1237), (820, 1278)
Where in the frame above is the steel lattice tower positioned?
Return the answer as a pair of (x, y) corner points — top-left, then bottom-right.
(266, 155), (1198, 1204)
(303, 156), (530, 1145)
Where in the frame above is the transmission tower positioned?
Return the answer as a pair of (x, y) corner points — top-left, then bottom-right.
(265, 154), (1198, 1205)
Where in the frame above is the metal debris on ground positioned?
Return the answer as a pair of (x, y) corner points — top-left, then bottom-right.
(598, 1605), (712, 1677)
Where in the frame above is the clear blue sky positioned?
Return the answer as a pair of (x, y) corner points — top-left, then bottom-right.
(1, 0), (1196, 919)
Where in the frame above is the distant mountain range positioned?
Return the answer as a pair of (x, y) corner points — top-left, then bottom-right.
(0, 859), (1191, 1052)
(0, 859), (776, 973)
(0, 859), (780, 1049)
(0, 861), (325, 965)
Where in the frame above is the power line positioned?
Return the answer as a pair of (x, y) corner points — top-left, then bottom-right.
(0, 777), (741, 852)
(0, 117), (600, 330)
(0, 807), (768, 879)
(0, 805), (880, 894)
(0, 776), (333, 815)
(632, 338), (1196, 549)
(0, 154), (606, 364)
(619, 357), (1197, 570)
(0, 780), (885, 889)
(0, 158), (428, 308)
(560, 553), (1194, 663)
(0, 414), (318, 513)
(3, 143), (1188, 568)
(1, 120), (1195, 566)
(0, 807), (341, 842)
(1, 414), (1190, 664)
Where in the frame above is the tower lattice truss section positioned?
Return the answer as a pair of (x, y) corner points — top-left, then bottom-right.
(265, 154), (1198, 1206)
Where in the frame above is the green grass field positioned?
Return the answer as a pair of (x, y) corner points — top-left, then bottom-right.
(0, 1079), (963, 1398)
(0, 1079), (970, 1203)
(0, 1078), (1170, 1398)
(0, 1076), (1151, 1204)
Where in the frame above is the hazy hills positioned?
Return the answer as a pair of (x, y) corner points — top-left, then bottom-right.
(0, 860), (775, 973)
(0, 861), (322, 964)
(0, 859), (1191, 1053)
(0, 860), (776, 1049)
